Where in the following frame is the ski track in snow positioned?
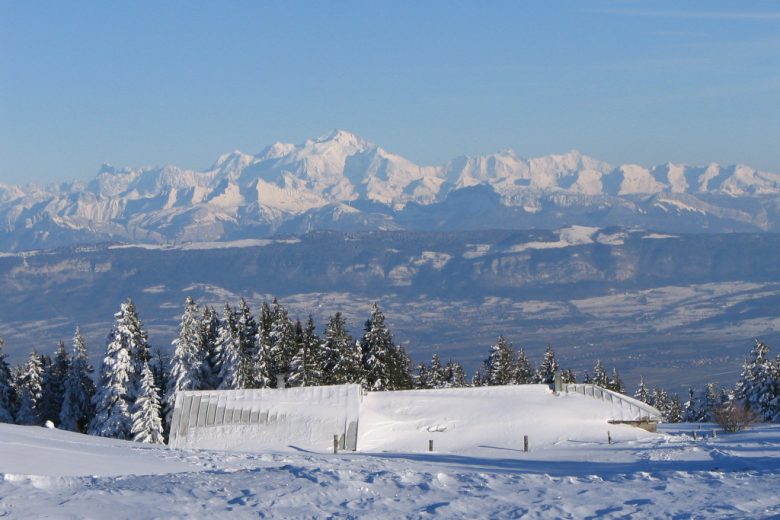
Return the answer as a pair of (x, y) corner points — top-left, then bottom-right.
(1, 424), (780, 518)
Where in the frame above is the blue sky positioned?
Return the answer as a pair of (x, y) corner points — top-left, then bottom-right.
(1, 0), (779, 184)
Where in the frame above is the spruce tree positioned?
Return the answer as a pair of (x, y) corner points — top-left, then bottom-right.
(514, 347), (534, 384)
(288, 317), (322, 387)
(701, 382), (721, 422)
(485, 336), (516, 386)
(389, 346), (414, 390)
(200, 305), (221, 390)
(360, 302), (397, 391)
(592, 360), (609, 388)
(682, 387), (701, 423)
(608, 367), (625, 393)
(40, 341), (70, 425)
(15, 351), (44, 425)
(235, 298), (258, 388)
(415, 362), (430, 389)
(634, 376), (651, 405)
(735, 340), (775, 421)
(768, 355), (780, 423)
(59, 327), (96, 432)
(268, 299), (297, 387)
(0, 337), (16, 423)
(320, 312), (360, 385)
(561, 369), (577, 384)
(652, 388), (671, 420)
(428, 354), (446, 389)
(166, 297), (205, 424)
(89, 301), (136, 439)
(253, 302), (274, 389)
(535, 345), (560, 385)
(471, 368), (485, 387)
(216, 304), (241, 389)
(120, 299), (151, 399)
(131, 362), (164, 444)
(446, 360), (467, 388)
(666, 394), (683, 423)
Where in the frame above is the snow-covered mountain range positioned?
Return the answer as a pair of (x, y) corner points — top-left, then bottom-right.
(3, 130), (780, 251)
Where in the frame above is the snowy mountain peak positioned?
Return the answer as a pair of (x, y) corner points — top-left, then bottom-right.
(97, 163), (117, 175)
(315, 129), (373, 149)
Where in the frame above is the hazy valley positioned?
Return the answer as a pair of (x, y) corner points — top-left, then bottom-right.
(2, 227), (779, 391)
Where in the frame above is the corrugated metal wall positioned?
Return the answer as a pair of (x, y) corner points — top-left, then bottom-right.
(168, 384), (362, 452)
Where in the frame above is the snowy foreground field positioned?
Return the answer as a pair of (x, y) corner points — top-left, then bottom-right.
(1, 422), (780, 519)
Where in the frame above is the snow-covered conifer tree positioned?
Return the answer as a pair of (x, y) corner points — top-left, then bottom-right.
(200, 305), (221, 389)
(360, 302), (397, 391)
(40, 341), (70, 425)
(252, 302), (273, 389)
(634, 376), (651, 405)
(59, 328), (96, 432)
(120, 299), (151, 399)
(89, 302), (137, 439)
(288, 317), (322, 387)
(428, 354), (446, 389)
(514, 348), (534, 384)
(652, 388), (671, 420)
(131, 362), (164, 444)
(389, 346), (413, 390)
(0, 337), (15, 423)
(236, 298), (258, 388)
(215, 304), (240, 389)
(608, 367), (625, 393)
(446, 360), (467, 388)
(485, 336), (516, 386)
(268, 299), (297, 387)
(535, 345), (560, 385)
(700, 382), (721, 422)
(320, 312), (360, 385)
(415, 362), (430, 389)
(16, 351), (44, 426)
(471, 368), (485, 387)
(734, 340), (775, 421)
(592, 360), (609, 388)
(561, 369), (577, 384)
(682, 387), (702, 423)
(166, 297), (205, 424)
(666, 394), (683, 423)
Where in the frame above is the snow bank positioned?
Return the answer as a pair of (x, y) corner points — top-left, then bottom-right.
(0, 423), (197, 477)
(2, 422), (780, 518)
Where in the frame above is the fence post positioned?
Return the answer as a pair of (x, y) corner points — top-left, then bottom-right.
(607, 431), (612, 445)
(523, 435), (529, 452)
(429, 439), (433, 452)
(333, 434), (338, 454)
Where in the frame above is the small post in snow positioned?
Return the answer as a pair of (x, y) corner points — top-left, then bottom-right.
(333, 434), (338, 454)
(429, 439), (433, 452)
(712, 429), (717, 439)
(607, 431), (612, 445)
(523, 435), (529, 452)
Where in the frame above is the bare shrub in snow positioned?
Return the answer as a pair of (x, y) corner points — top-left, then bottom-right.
(713, 402), (757, 433)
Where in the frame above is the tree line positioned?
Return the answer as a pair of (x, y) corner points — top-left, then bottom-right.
(0, 296), (778, 445)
